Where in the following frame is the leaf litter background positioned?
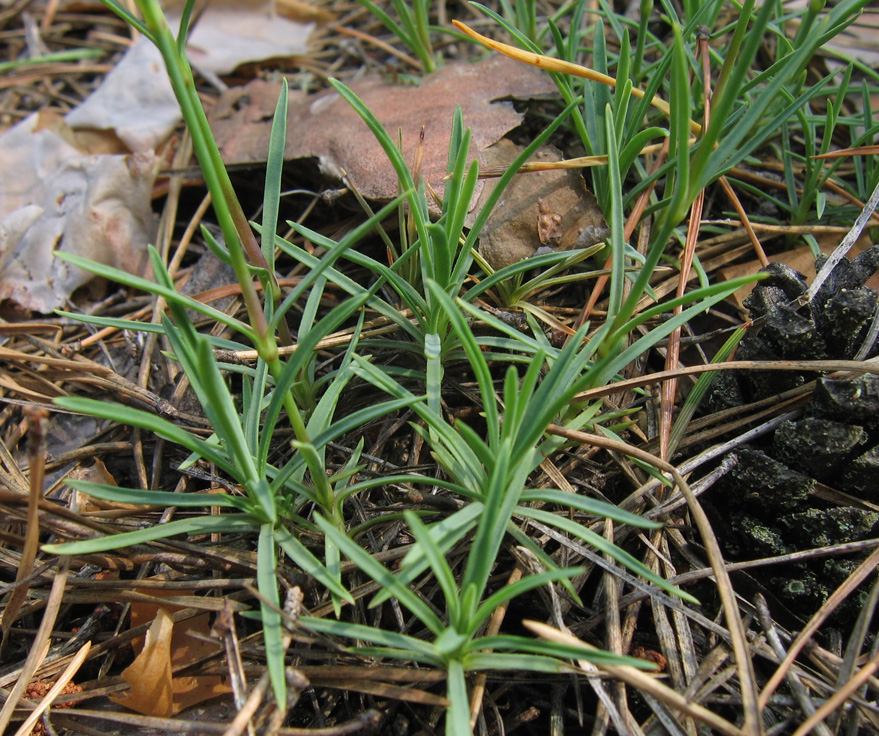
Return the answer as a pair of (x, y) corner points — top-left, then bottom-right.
(3, 0), (879, 734)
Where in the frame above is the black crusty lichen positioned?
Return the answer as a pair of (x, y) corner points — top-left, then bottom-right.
(705, 248), (879, 623)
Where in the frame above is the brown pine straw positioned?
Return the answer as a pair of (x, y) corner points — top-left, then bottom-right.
(718, 176), (769, 267)
(544, 427), (762, 735)
(573, 358), (879, 402)
(758, 545), (879, 710)
(660, 28), (711, 462)
(0, 407), (48, 651)
(791, 648), (879, 736)
(0, 556), (71, 733)
(524, 620), (744, 736)
(334, 25), (423, 71)
(660, 187), (704, 461)
(54, 709), (381, 735)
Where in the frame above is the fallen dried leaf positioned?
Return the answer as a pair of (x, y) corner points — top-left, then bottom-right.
(210, 56), (557, 210)
(64, 38), (180, 153)
(65, 3), (314, 153)
(68, 459), (132, 513)
(111, 598), (230, 717)
(0, 112), (157, 314)
(173, 0), (314, 76)
(276, 0), (335, 24)
(111, 608), (175, 717)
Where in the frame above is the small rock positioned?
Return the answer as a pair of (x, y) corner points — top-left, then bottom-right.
(745, 262), (807, 303)
(769, 568), (820, 606)
(760, 303), (826, 360)
(850, 244), (879, 287)
(813, 252), (865, 307)
(477, 142), (606, 270)
(730, 514), (791, 557)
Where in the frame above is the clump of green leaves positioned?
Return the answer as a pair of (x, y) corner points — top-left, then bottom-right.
(41, 0), (869, 730)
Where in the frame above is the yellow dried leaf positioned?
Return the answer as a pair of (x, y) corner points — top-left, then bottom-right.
(114, 594), (232, 716)
(111, 608), (175, 717)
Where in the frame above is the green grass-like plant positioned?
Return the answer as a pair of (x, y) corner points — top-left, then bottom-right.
(37, 0), (862, 730)
(356, 0), (439, 72)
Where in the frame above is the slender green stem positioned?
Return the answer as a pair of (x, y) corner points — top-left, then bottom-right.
(136, 0), (276, 360)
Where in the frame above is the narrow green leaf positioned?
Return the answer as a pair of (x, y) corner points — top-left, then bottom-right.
(469, 567), (584, 635)
(518, 507), (697, 603)
(54, 396), (239, 478)
(445, 660), (470, 736)
(519, 489), (661, 528)
(262, 80), (288, 269)
(464, 652), (570, 674)
(604, 103), (626, 329)
(193, 340), (263, 498)
(300, 616), (440, 661)
(405, 511), (461, 629)
(55, 250), (253, 339)
(54, 311), (166, 334)
(43, 514), (254, 554)
(65, 480), (246, 510)
(258, 525), (286, 706)
(98, 0), (153, 38)
(275, 527), (355, 605)
(313, 514), (446, 635)
(372, 504), (485, 607)
(176, 0), (197, 52)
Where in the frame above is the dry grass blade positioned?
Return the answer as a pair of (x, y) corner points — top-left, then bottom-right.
(0, 323), (62, 336)
(574, 358), (879, 402)
(314, 678), (449, 707)
(759, 545), (879, 709)
(813, 145), (879, 158)
(56, 708), (382, 735)
(221, 587), (309, 734)
(476, 143), (680, 177)
(668, 538), (879, 589)
(212, 601), (252, 721)
(660, 188), (704, 461)
(0, 555), (71, 733)
(832, 574), (879, 732)
(718, 176), (769, 266)
(600, 519), (636, 734)
(523, 621), (744, 736)
(754, 594), (832, 736)
(335, 25), (423, 70)
(0, 407), (48, 652)
(545, 426), (763, 734)
(807, 175), (879, 301)
(451, 20), (702, 135)
(790, 649), (879, 736)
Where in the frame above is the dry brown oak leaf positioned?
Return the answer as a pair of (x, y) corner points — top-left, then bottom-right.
(210, 56), (556, 210)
